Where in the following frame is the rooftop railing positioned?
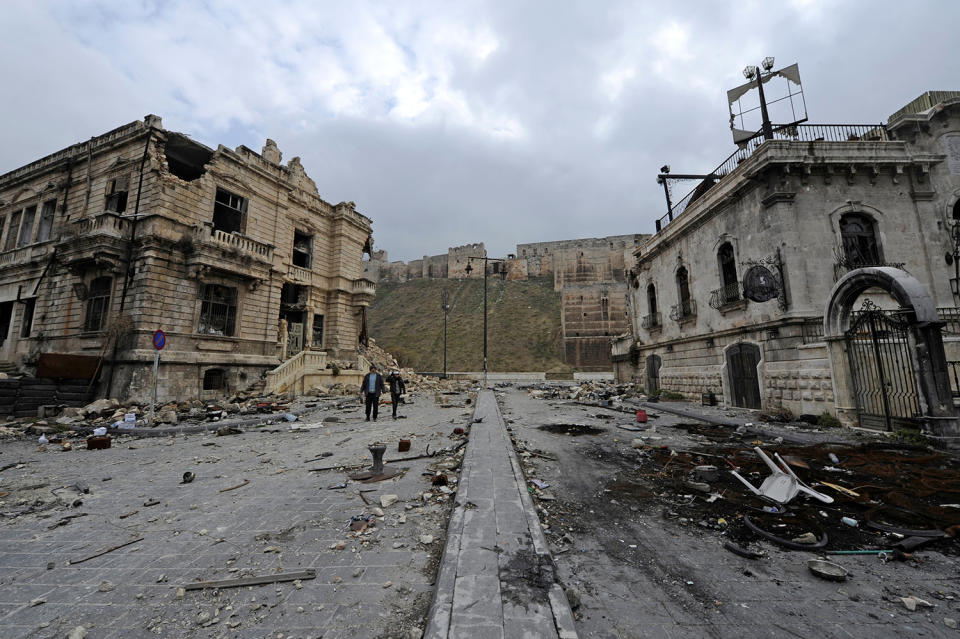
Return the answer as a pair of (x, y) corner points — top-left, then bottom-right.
(656, 123), (888, 233)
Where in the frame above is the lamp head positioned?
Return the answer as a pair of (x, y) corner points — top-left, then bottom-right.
(762, 56), (775, 71)
(660, 165), (670, 174)
(743, 65), (758, 80)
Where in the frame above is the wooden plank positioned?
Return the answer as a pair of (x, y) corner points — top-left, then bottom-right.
(182, 569), (316, 591)
(69, 537), (144, 565)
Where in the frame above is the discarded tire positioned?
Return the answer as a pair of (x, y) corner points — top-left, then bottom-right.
(743, 514), (829, 550)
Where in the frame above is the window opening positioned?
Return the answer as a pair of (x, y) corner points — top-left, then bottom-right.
(840, 213), (882, 267)
(677, 266), (692, 315)
(105, 175), (129, 213)
(20, 298), (35, 338)
(199, 284), (238, 336)
(312, 313), (324, 347)
(601, 296), (609, 321)
(3, 210), (20, 251)
(213, 188), (247, 234)
(718, 242), (740, 303)
(203, 368), (226, 391)
(647, 283), (657, 315)
(292, 230), (313, 268)
(17, 205), (36, 247)
(84, 276), (112, 332)
(953, 200), (960, 221)
(35, 200), (56, 242)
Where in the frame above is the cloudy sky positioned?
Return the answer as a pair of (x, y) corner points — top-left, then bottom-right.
(1, 1), (958, 261)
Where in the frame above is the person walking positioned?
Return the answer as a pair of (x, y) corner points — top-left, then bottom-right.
(361, 365), (385, 421)
(388, 369), (406, 420)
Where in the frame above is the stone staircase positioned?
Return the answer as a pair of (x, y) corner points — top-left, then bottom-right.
(0, 361), (19, 377)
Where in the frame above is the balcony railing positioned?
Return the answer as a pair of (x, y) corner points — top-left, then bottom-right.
(71, 212), (129, 239)
(656, 123), (889, 234)
(669, 299), (697, 323)
(287, 264), (312, 284)
(641, 312), (661, 330)
(352, 279), (376, 298)
(708, 282), (743, 309)
(833, 259), (905, 281)
(196, 225), (274, 261)
(801, 317), (825, 344)
(939, 308), (960, 336)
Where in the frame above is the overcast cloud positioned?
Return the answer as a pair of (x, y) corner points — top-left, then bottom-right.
(1, 1), (958, 261)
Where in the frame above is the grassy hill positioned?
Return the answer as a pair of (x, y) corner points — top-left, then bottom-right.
(368, 276), (569, 372)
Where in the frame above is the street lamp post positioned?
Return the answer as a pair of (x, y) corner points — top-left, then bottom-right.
(743, 56), (777, 141)
(465, 256), (504, 388)
(441, 290), (450, 378)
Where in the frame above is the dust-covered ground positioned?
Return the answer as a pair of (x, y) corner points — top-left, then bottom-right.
(0, 390), (476, 639)
(498, 386), (960, 639)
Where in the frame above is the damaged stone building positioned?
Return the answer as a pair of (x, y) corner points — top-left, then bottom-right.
(0, 115), (375, 403)
(615, 91), (960, 443)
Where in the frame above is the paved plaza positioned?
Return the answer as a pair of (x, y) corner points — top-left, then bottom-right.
(0, 392), (474, 638)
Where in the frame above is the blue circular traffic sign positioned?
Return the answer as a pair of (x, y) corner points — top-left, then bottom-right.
(153, 329), (166, 350)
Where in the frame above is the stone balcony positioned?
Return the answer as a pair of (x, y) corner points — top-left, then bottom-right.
(352, 278), (376, 304)
(287, 264), (312, 284)
(195, 224), (274, 263)
(70, 211), (130, 240)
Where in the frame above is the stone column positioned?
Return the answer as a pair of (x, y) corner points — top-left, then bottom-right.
(825, 335), (857, 426)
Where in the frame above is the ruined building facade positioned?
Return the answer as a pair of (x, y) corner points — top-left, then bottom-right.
(365, 234), (646, 370)
(615, 91), (960, 443)
(0, 116), (375, 403)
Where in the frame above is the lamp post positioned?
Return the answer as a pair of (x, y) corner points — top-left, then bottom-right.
(441, 289), (450, 378)
(465, 255), (505, 388)
(743, 56), (776, 141)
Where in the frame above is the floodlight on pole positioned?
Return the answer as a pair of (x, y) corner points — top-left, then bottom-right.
(762, 56), (775, 71)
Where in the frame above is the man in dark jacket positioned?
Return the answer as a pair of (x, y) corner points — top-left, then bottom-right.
(361, 365), (385, 421)
(387, 370), (406, 420)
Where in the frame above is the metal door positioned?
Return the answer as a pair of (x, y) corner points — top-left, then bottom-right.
(646, 355), (661, 393)
(728, 343), (762, 409)
(845, 302), (921, 430)
(288, 322), (304, 355)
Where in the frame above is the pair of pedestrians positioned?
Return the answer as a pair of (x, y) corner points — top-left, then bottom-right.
(360, 365), (406, 421)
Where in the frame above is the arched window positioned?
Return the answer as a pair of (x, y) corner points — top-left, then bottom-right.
(840, 213), (882, 267)
(718, 242), (740, 303)
(676, 266), (692, 316)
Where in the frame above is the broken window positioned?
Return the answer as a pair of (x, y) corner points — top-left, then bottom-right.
(104, 175), (129, 213)
(198, 284), (237, 336)
(84, 276), (112, 332)
(2, 210), (20, 251)
(203, 368), (226, 391)
(16, 205), (36, 247)
(647, 283), (658, 315)
(0, 216), (6, 249)
(281, 283), (306, 307)
(213, 188), (247, 234)
(0, 302), (12, 347)
(840, 213), (882, 267)
(35, 200), (56, 243)
(312, 313), (324, 347)
(20, 298), (35, 338)
(293, 230), (313, 268)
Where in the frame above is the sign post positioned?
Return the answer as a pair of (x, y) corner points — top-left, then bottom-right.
(149, 330), (166, 427)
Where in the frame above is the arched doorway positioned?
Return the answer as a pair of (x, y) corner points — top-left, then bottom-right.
(824, 267), (957, 439)
(645, 354), (661, 394)
(727, 343), (762, 409)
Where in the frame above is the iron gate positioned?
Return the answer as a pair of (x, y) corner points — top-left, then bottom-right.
(845, 302), (921, 430)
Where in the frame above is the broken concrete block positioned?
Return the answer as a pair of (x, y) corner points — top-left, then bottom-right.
(380, 494), (398, 508)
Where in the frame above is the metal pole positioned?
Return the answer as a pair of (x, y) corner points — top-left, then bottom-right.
(148, 351), (159, 427)
(756, 69), (774, 141)
(483, 257), (488, 389)
(443, 294), (448, 379)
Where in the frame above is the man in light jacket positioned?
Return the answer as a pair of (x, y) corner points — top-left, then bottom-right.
(361, 365), (385, 422)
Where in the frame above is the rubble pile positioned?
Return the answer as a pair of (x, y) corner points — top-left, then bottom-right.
(358, 340), (474, 395)
(524, 381), (642, 404)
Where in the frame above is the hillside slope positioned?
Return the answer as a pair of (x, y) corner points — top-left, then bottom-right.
(368, 277), (568, 372)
